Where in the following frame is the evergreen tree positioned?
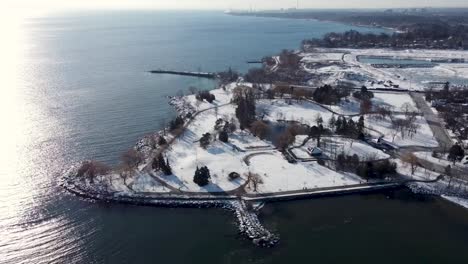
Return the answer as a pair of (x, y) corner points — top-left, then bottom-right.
(448, 144), (465, 164)
(358, 116), (365, 134)
(348, 119), (357, 135)
(219, 130), (229, 143)
(152, 154), (172, 175)
(329, 115), (337, 131)
(335, 116), (343, 133)
(193, 166), (211, 186)
(235, 88), (256, 130)
(170, 116), (185, 130)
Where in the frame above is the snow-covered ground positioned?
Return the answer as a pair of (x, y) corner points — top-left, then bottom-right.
(247, 152), (363, 193)
(302, 48), (468, 91)
(372, 92), (417, 110)
(364, 115), (438, 147)
(76, 171), (173, 194)
(291, 136), (389, 161)
(414, 152), (468, 169)
(300, 52), (345, 63)
(327, 92), (417, 115)
(165, 105), (250, 192)
(257, 99), (334, 124)
(184, 83), (236, 111)
(163, 101), (369, 193)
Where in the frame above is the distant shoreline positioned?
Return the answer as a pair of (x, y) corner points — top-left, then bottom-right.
(226, 11), (397, 32)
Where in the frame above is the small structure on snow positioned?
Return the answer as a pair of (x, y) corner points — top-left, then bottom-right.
(307, 147), (323, 157)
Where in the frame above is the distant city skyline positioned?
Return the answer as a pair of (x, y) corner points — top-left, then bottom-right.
(5, 0), (468, 11)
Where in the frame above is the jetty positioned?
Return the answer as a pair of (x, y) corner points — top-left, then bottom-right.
(148, 70), (218, 79)
(232, 200), (279, 247)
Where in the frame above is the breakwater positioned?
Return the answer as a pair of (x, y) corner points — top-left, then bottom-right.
(149, 70), (218, 79)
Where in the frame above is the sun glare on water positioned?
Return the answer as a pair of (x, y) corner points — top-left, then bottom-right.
(0, 8), (37, 224)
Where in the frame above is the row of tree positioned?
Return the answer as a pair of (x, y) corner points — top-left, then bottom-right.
(329, 115), (366, 139)
(312, 84), (350, 105)
(303, 25), (468, 50)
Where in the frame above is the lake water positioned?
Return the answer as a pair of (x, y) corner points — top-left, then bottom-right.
(1, 10), (468, 264)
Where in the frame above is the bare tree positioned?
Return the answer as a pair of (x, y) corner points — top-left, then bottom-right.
(77, 160), (111, 184)
(360, 98), (373, 114)
(157, 117), (167, 136)
(120, 168), (134, 186)
(121, 149), (143, 169)
(248, 172), (263, 192)
(315, 113), (323, 127)
(250, 120), (270, 140)
(402, 153), (419, 175)
(276, 130), (296, 151)
(376, 106), (392, 120)
(401, 102), (416, 116)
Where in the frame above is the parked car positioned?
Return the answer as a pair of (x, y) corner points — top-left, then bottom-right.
(462, 156), (468, 165)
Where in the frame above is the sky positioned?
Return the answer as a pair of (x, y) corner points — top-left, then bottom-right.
(4, 0), (468, 11)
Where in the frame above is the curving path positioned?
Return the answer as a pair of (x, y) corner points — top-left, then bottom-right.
(243, 152), (276, 166)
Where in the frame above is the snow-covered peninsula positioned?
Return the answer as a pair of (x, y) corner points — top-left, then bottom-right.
(63, 48), (468, 246)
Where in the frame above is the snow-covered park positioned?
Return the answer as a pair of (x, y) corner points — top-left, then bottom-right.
(69, 76), (448, 200)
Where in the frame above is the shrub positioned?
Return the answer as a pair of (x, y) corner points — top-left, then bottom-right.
(158, 136), (167, 145)
(356, 160), (397, 179)
(200, 133), (212, 149)
(196, 91), (216, 103)
(228, 172), (240, 181)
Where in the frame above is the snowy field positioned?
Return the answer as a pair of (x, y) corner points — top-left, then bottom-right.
(300, 52), (345, 63)
(257, 99), (334, 124)
(247, 152), (363, 193)
(372, 92), (417, 110)
(364, 115), (438, 147)
(184, 83), (236, 111)
(291, 136), (389, 161)
(327, 92), (417, 115)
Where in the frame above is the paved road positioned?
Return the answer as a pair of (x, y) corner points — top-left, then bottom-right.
(410, 92), (453, 152)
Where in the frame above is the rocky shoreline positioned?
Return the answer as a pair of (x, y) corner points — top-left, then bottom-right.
(62, 168), (280, 247)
